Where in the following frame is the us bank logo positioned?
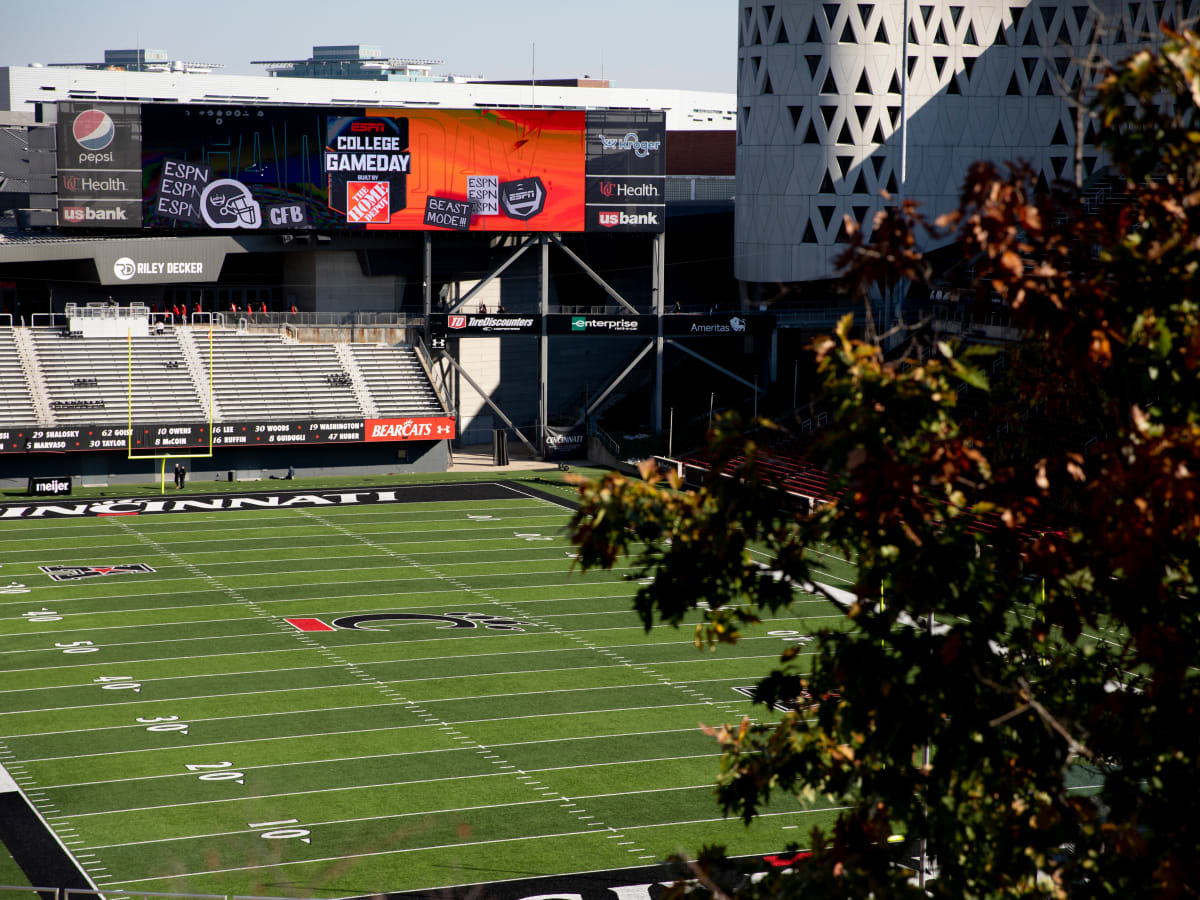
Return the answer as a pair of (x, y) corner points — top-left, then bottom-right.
(72, 109), (115, 150)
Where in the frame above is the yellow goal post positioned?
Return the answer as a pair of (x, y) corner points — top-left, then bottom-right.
(126, 324), (215, 493)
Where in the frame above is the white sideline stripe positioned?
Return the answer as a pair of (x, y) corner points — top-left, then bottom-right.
(54, 750), (715, 820)
(36, 725), (705, 784)
(82, 783), (718, 851)
(0, 759), (100, 891)
(104, 808), (831, 886)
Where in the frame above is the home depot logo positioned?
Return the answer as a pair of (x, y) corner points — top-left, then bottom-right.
(346, 181), (390, 224)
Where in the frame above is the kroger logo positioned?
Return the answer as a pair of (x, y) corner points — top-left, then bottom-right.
(597, 132), (662, 158)
(72, 109), (115, 151)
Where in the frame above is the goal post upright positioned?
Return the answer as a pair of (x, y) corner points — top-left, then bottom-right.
(126, 325), (216, 493)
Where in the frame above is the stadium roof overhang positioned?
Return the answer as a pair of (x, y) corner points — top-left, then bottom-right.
(0, 232), (374, 285)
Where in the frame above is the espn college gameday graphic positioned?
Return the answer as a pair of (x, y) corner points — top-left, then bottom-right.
(138, 105), (587, 232)
(60, 104), (664, 233)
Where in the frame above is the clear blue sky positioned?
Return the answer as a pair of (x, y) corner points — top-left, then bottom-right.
(0, 0), (735, 93)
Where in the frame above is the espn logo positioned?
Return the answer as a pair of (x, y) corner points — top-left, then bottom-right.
(350, 121), (385, 132)
(447, 315), (467, 329)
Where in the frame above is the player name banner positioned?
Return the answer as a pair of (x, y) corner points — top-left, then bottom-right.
(0, 417), (454, 454)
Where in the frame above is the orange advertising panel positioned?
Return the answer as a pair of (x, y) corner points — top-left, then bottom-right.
(361, 108), (585, 232)
(142, 105), (587, 233)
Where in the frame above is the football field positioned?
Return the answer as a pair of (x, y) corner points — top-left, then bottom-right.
(0, 478), (857, 898)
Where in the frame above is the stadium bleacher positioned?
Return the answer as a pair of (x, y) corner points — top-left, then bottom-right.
(29, 328), (206, 424)
(0, 328), (38, 424)
(347, 343), (445, 417)
(200, 332), (366, 421)
(0, 323), (448, 428)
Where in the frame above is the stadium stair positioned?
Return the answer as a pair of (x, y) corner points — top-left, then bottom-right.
(175, 326), (224, 421)
(1, 327), (46, 425)
(332, 343), (381, 418)
(6, 328), (51, 427)
(347, 343), (448, 417)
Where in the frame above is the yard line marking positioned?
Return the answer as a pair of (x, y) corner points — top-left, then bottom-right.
(0, 649), (787, 686)
(0, 522), (574, 561)
(0, 672), (768, 720)
(0, 557), (639, 599)
(102, 824), (618, 885)
(292, 506), (634, 851)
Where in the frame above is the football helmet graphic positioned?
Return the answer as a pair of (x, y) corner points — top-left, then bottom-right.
(200, 179), (262, 229)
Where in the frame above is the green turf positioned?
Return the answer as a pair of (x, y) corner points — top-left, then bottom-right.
(0, 482), (857, 897)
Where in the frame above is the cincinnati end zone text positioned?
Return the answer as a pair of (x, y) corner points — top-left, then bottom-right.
(0, 481), (558, 520)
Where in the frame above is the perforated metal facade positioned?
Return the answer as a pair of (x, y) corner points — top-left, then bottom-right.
(735, 0), (1192, 283)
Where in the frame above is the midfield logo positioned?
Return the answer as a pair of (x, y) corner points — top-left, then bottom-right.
(40, 563), (155, 582)
(285, 611), (533, 632)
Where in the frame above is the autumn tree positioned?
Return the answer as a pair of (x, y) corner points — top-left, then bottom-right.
(568, 33), (1200, 898)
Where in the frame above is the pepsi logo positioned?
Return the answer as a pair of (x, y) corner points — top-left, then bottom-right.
(72, 109), (115, 151)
